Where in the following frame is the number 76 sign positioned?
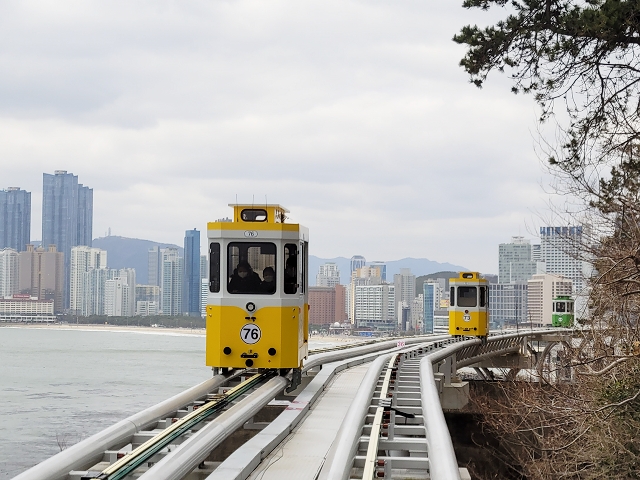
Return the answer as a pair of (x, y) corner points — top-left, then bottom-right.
(240, 324), (262, 344)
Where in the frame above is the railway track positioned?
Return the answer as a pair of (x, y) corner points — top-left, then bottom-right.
(317, 339), (465, 480)
(91, 372), (274, 480)
(67, 372), (279, 480)
(16, 335), (450, 480)
(351, 347), (429, 480)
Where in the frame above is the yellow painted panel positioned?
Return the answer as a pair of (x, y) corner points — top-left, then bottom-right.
(207, 222), (300, 232)
(206, 304), (307, 369)
(448, 310), (489, 336)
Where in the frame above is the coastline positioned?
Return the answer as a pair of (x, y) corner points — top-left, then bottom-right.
(0, 322), (359, 344)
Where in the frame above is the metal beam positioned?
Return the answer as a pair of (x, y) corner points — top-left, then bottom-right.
(137, 377), (289, 480)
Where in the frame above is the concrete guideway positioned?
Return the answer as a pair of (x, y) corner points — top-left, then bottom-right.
(245, 364), (371, 480)
(206, 340), (430, 480)
(14, 330), (572, 480)
(14, 334), (445, 480)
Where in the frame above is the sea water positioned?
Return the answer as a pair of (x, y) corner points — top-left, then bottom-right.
(0, 326), (337, 478)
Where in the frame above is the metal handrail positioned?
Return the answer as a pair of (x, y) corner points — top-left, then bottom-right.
(420, 328), (570, 479)
(318, 342), (435, 480)
(303, 334), (450, 373)
(317, 352), (394, 480)
(361, 354), (398, 480)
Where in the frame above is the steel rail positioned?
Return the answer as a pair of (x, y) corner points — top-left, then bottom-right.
(13, 370), (241, 480)
(137, 376), (289, 480)
(303, 334), (450, 373)
(99, 372), (274, 480)
(316, 353), (393, 480)
(307, 334), (436, 355)
(361, 354), (398, 480)
(318, 341), (437, 480)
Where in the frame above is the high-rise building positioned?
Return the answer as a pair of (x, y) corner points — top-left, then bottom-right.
(354, 284), (395, 329)
(148, 246), (162, 286)
(18, 245), (64, 313)
(161, 248), (183, 316)
(316, 263), (341, 287)
(540, 226), (587, 293)
(412, 294), (424, 332)
(527, 273), (572, 326)
(368, 261), (387, 282)
(200, 254), (208, 283)
(104, 277), (127, 317)
(489, 283), (528, 327)
(104, 268), (136, 317)
(136, 285), (161, 316)
(0, 187), (31, 252)
(309, 286), (336, 326)
(394, 268), (416, 329)
(183, 229), (201, 316)
(335, 284), (348, 323)
(350, 255), (366, 273)
(82, 268), (108, 316)
(42, 171), (93, 308)
(308, 285), (347, 326)
(499, 236), (537, 284)
(70, 246), (107, 315)
(201, 278), (208, 318)
(423, 282), (439, 334)
(200, 254), (209, 319)
(0, 248), (20, 298)
(348, 266), (382, 322)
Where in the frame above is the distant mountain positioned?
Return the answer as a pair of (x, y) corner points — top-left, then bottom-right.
(309, 255), (468, 286)
(92, 236), (182, 284)
(86, 237), (475, 287)
(415, 272), (460, 296)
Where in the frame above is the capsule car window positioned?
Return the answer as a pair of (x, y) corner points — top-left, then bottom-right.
(227, 242), (276, 294)
(457, 286), (477, 307)
(284, 244), (298, 294)
(241, 209), (268, 222)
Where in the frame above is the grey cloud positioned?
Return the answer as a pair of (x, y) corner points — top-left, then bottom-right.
(0, 1), (554, 273)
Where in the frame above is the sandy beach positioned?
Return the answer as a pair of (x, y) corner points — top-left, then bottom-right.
(0, 322), (361, 344)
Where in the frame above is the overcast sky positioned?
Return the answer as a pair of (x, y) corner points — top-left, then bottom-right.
(0, 1), (556, 273)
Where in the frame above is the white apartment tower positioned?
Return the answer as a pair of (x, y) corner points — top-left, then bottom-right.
(0, 248), (19, 298)
(82, 268), (108, 316)
(527, 273), (573, 325)
(316, 263), (341, 288)
(201, 278), (208, 318)
(161, 248), (183, 316)
(104, 268), (136, 317)
(348, 266), (382, 323)
(540, 226), (588, 293)
(499, 236), (537, 284)
(394, 268), (416, 329)
(354, 284), (395, 328)
(70, 246), (107, 315)
(135, 284), (161, 316)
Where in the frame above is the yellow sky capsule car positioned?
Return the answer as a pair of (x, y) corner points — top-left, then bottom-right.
(449, 272), (489, 337)
(206, 204), (309, 375)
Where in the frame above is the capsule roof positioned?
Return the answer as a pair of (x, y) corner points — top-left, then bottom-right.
(227, 204), (290, 224)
